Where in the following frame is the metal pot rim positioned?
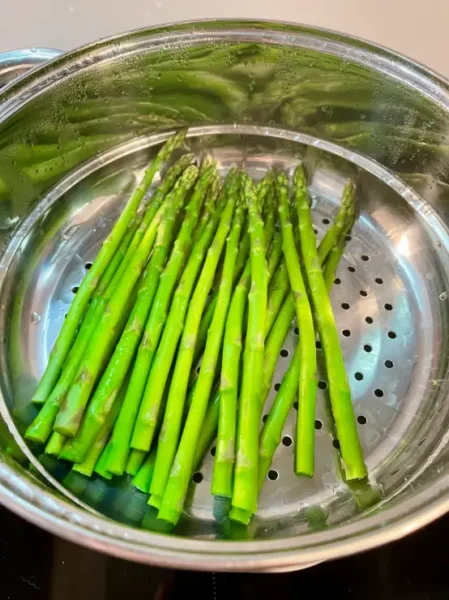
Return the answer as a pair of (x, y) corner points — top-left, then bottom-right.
(1, 19), (449, 570)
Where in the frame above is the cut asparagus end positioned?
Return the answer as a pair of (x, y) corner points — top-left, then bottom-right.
(229, 506), (252, 526)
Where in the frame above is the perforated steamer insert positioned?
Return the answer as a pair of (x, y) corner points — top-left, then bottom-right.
(1, 124), (448, 539)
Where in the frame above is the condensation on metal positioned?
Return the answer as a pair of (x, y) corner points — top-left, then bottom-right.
(0, 125), (448, 546)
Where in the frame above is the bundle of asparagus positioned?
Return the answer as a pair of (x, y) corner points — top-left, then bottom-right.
(25, 129), (367, 528)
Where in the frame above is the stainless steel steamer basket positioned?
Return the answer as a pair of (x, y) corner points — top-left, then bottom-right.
(1, 20), (449, 572)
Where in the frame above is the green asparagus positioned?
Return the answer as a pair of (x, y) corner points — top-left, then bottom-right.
(155, 190), (242, 521)
(103, 163), (218, 475)
(317, 180), (356, 265)
(25, 215), (141, 444)
(130, 174), (234, 452)
(132, 451), (157, 493)
(258, 219), (353, 488)
(59, 164), (199, 460)
(293, 164), (366, 481)
(45, 432), (66, 457)
(277, 171), (317, 477)
(72, 380), (126, 477)
(30, 130), (186, 406)
(126, 449), (147, 477)
(210, 175), (277, 499)
(54, 165), (198, 438)
(232, 175), (268, 514)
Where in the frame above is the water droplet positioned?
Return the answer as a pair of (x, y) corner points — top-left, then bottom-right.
(440, 291), (448, 301)
(31, 312), (41, 324)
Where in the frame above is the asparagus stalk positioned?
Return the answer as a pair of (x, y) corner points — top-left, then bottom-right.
(193, 225), (250, 366)
(130, 174), (235, 453)
(293, 165), (366, 481)
(210, 229), (248, 497)
(277, 171), (317, 477)
(94, 211), (145, 299)
(265, 261), (290, 336)
(30, 130), (186, 406)
(259, 184), (354, 427)
(45, 432), (65, 457)
(317, 180), (355, 264)
(154, 192), (242, 519)
(323, 210), (355, 290)
(191, 170), (221, 243)
(59, 164), (199, 461)
(266, 233), (283, 277)
(192, 172), (273, 357)
(192, 172), (274, 361)
(232, 175), (268, 514)
(195, 177), (354, 483)
(72, 381), (125, 477)
(103, 164), (218, 475)
(94, 442), (113, 480)
(126, 450), (147, 477)
(260, 296), (296, 404)
(194, 391), (221, 468)
(25, 216), (141, 444)
(258, 220), (353, 488)
(232, 186), (355, 525)
(54, 164), (199, 438)
(100, 153), (195, 295)
(209, 178), (277, 499)
(132, 450), (157, 493)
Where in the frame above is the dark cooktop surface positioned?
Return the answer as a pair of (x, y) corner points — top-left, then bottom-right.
(2, 505), (448, 599)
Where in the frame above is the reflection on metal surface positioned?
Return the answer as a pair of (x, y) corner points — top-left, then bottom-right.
(0, 48), (61, 89)
(0, 21), (448, 571)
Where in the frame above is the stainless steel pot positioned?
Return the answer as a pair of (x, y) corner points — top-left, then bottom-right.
(1, 20), (449, 572)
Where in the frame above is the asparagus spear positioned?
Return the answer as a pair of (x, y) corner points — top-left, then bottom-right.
(25, 216), (141, 444)
(277, 171), (317, 477)
(232, 175), (268, 514)
(293, 165), (366, 481)
(265, 261), (290, 336)
(258, 220), (353, 488)
(29, 155), (185, 443)
(54, 164), (199, 438)
(192, 172), (274, 361)
(126, 450), (147, 477)
(266, 232), (283, 280)
(191, 170), (221, 243)
(59, 164), (199, 460)
(210, 232), (247, 497)
(210, 179), (277, 499)
(259, 184), (354, 424)
(94, 211), (145, 298)
(260, 296), (296, 404)
(317, 180), (355, 264)
(93, 442), (113, 480)
(45, 432), (65, 457)
(323, 210), (355, 290)
(104, 164), (218, 475)
(195, 178), (354, 482)
(130, 173), (235, 452)
(102, 152), (195, 294)
(232, 188), (355, 525)
(132, 451), (157, 493)
(154, 191), (242, 519)
(30, 130), (186, 406)
(193, 226), (249, 366)
(72, 381), (125, 477)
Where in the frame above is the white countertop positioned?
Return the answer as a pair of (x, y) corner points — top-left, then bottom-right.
(2, 0), (448, 77)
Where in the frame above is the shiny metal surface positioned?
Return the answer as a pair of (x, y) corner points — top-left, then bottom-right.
(0, 48), (61, 88)
(0, 21), (449, 571)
